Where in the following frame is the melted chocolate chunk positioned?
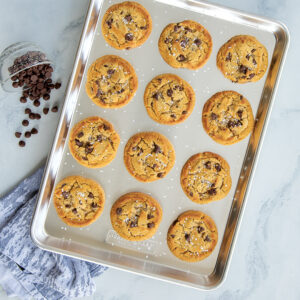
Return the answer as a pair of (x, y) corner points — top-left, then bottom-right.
(116, 207), (122, 215)
(125, 33), (133, 41)
(189, 192), (193, 197)
(225, 52), (232, 62)
(184, 233), (191, 243)
(75, 139), (83, 147)
(157, 172), (163, 178)
(194, 38), (202, 46)
(77, 132), (84, 138)
(62, 191), (69, 199)
(237, 110), (243, 118)
(167, 88), (173, 97)
(246, 54), (251, 60)
(130, 221), (137, 228)
(207, 188), (217, 195)
(174, 24), (181, 32)
(177, 54), (186, 62)
(215, 163), (221, 172)
(124, 14), (132, 22)
(211, 113), (218, 120)
(88, 192), (94, 198)
(72, 208), (77, 214)
(204, 161), (211, 169)
(239, 64), (248, 74)
(197, 226), (204, 233)
(106, 19), (113, 28)
(204, 235), (211, 242)
(147, 214), (154, 219)
(91, 202), (98, 208)
(153, 143), (162, 154)
(180, 39), (188, 48)
(248, 73), (255, 79)
(152, 92), (159, 100)
(147, 222), (155, 228)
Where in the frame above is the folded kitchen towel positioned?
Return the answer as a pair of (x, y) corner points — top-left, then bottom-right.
(0, 167), (107, 300)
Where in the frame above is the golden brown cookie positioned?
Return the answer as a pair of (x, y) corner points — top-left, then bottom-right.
(124, 132), (175, 182)
(102, 1), (152, 50)
(180, 152), (232, 204)
(217, 35), (268, 83)
(85, 55), (138, 108)
(69, 116), (120, 168)
(110, 192), (162, 241)
(167, 210), (218, 262)
(202, 91), (254, 145)
(53, 176), (105, 227)
(144, 73), (195, 125)
(158, 20), (212, 70)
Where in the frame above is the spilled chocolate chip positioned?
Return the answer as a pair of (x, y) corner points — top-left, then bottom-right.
(215, 163), (221, 172)
(75, 139), (83, 147)
(24, 131), (31, 138)
(147, 222), (155, 228)
(19, 140), (26, 147)
(167, 88), (173, 97)
(125, 33), (134, 41)
(22, 120), (29, 126)
(88, 192), (94, 198)
(62, 191), (69, 199)
(197, 226), (204, 233)
(204, 161), (211, 169)
(43, 107), (49, 115)
(15, 132), (21, 138)
(177, 54), (186, 62)
(207, 188), (217, 195)
(31, 128), (38, 134)
(184, 233), (191, 243)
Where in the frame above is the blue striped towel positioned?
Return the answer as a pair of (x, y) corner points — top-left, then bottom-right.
(0, 167), (107, 300)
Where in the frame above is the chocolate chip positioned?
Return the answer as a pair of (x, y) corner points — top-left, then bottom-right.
(246, 54), (251, 60)
(239, 64), (248, 74)
(24, 131), (31, 138)
(177, 54), (186, 62)
(225, 52), (232, 62)
(180, 39), (188, 48)
(72, 208), (77, 214)
(130, 221), (137, 228)
(107, 69), (115, 75)
(22, 120), (29, 126)
(157, 172), (163, 178)
(15, 132), (21, 138)
(116, 207), (122, 215)
(147, 214), (154, 219)
(51, 106), (58, 112)
(207, 188), (216, 195)
(106, 18), (113, 28)
(167, 89), (173, 97)
(31, 128), (38, 134)
(204, 161), (211, 169)
(204, 235), (211, 242)
(124, 14), (132, 22)
(215, 163), (221, 172)
(29, 113), (35, 119)
(88, 192), (94, 198)
(174, 24), (181, 32)
(77, 132), (84, 138)
(19, 141), (25, 147)
(194, 38), (202, 46)
(189, 192), (193, 197)
(91, 202), (98, 208)
(147, 222), (155, 228)
(237, 110), (243, 118)
(125, 33), (133, 41)
(33, 100), (40, 107)
(197, 226), (204, 233)
(152, 93), (159, 100)
(43, 107), (49, 114)
(248, 73), (255, 79)
(75, 139), (83, 147)
(62, 191), (69, 199)
(153, 143), (162, 154)
(20, 97), (27, 103)
(184, 233), (191, 243)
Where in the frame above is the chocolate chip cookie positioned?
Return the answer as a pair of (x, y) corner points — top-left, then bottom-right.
(144, 73), (195, 125)
(53, 176), (105, 227)
(110, 192), (162, 241)
(86, 55), (138, 108)
(202, 91), (254, 145)
(69, 116), (120, 168)
(217, 35), (268, 83)
(102, 1), (152, 50)
(124, 132), (175, 182)
(158, 20), (212, 70)
(180, 152), (232, 204)
(167, 210), (218, 262)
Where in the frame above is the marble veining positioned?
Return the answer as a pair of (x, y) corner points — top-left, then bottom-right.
(0, 0), (300, 299)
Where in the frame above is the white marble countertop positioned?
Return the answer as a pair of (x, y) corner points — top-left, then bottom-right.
(0, 0), (299, 299)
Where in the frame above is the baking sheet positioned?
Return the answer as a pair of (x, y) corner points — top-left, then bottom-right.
(31, 0), (289, 289)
